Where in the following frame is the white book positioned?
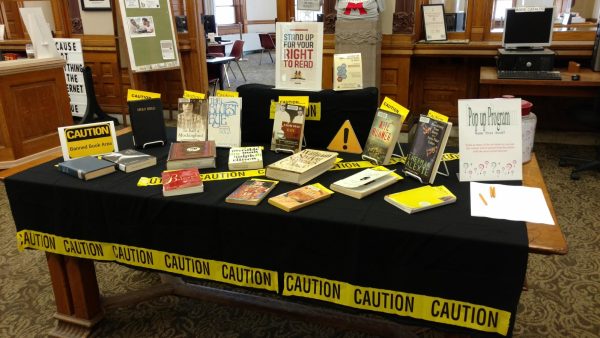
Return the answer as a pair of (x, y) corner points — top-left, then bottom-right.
(228, 146), (263, 170)
(330, 167), (402, 199)
(333, 53), (363, 91)
(208, 96), (242, 148)
(458, 98), (522, 181)
(275, 22), (323, 91)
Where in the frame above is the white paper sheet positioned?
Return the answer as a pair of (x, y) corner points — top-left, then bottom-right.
(470, 182), (555, 225)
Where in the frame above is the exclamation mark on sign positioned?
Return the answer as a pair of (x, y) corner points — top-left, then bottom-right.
(343, 128), (349, 150)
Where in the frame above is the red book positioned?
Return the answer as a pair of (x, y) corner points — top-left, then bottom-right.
(161, 168), (204, 197)
(166, 140), (217, 170)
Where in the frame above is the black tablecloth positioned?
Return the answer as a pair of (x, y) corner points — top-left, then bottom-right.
(5, 129), (528, 337)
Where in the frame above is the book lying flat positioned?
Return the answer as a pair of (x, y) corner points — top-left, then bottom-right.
(162, 168), (204, 197)
(58, 156), (116, 180)
(228, 146), (263, 170)
(265, 149), (338, 185)
(166, 140), (217, 170)
(330, 167), (403, 199)
(268, 183), (333, 212)
(384, 185), (456, 214)
(102, 149), (156, 173)
(225, 179), (278, 206)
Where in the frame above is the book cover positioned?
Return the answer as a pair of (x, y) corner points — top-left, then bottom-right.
(58, 156), (116, 180)
(128, 98), (167, 149)
(101, 149), (156, 173)
(271, 102), (306, 153)
(384, 185), (456, 214)
(228, 146), (263, 170)
(166, 140), (217, 170)
(333, 53), (363, 91)
(176, 98), (208, 142)
(207, 96), (242, 148)
(266, 149), (338, 185)
(275, 22), (323, 91)
(362, 109), (403, 165)
(404, 115), (452, 184)
(162, 168), (203, 197)
(268, 183), (333, 212)
(225, 179), (278, 206)
(458, 98), (523, 181)
(330, 166), (403, 199)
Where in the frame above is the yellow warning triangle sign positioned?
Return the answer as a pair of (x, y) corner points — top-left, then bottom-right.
(327, 120), (363, 154)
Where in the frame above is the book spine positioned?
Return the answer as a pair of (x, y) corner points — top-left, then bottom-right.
(58, 165), (84, 180)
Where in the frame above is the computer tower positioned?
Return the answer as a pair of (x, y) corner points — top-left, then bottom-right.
(497, 48), (555, 71)
(591, 24), (600, 71)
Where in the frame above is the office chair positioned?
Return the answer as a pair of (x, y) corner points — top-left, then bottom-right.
(558, 98), (600, 179)
(258, 33), (275, 65)
(226, 40), (247, 82)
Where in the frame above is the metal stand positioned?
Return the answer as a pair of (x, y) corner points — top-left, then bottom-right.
(404, 160), (450, 184)
(391, 141), (405, 159)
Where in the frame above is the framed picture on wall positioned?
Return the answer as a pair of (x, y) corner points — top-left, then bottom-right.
(81, 0), (111, 11)
(422, 4), (447, 41)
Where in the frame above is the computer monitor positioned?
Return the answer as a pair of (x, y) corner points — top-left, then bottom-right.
(502, 7), (554, 50)
(201, 14), (216, 35)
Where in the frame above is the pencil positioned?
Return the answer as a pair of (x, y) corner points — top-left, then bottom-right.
(490, 186), (496, 198)
(479, 193), (488, 206)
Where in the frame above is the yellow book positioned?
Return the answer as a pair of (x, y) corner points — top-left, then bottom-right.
(384, 185), (456, 214)
(268, 183), (333, 212)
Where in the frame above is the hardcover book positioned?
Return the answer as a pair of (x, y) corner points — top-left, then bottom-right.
(128, 98), (167, 149)
(166, 140), (217, 170)
(207, 96), (242, 148)
(265, 149), (338, 185)
(268, 183), (333, 212)
(458, 98), (523, 181)
(271, 102), (306, 153)
(362, 109), (404, 165)
(384, 185), (456, 214)
(403, 115), (453, 184)
(225, 179), (279, 206)
(57, 156), (116, 181)
(101, 149), (157, 173)
(176, 98), (208, 142)
(330, 167), (403, 199)
(228, 146), (263, 170)
(162, 168), (203, 197)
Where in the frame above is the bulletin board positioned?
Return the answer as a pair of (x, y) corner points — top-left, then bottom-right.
(117, 0), (180, 73)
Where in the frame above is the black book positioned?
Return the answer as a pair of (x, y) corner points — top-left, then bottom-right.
(403, 115), (452, 184)
(128, 98), (167, 149)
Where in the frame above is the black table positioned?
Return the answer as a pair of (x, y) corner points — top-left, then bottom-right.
(5, 130), (528, 337)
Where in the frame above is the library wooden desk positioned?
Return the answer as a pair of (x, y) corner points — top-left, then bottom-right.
(479, 66), (600, 99)
(0, 132), (567, 337)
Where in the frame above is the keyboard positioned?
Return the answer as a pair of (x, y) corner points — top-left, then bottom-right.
(497, 70), (562, 80)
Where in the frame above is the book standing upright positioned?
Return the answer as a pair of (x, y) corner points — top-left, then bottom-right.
(362, 109), (404, 165)
(271, 102), (306, 153)
(208, 96), (242, 148)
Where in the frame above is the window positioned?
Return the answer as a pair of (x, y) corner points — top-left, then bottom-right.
(294, 0), (322, 22)
(215, 0), (236, 24)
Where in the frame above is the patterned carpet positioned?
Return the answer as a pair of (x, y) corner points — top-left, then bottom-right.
(0, 141), (598, 337)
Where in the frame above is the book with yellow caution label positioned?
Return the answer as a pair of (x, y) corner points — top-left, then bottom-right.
(268, 183), (333, 212)
(384, 185), (456, 214)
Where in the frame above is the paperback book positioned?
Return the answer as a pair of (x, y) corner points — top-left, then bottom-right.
(362, 109), (404, 165)
(176, 98), (208, 142)
(228, 146), (263, 170)
(268, 183), (333, 212)
(166, 140), (217, 170)
(225, 179), (279, 206)
(102, 149), (156, 173)
(208, 96), (242, 148)
(58, 156), (116, 181)
(384, 185), (456, 214)
(265, 149), (338, 185)
(162, 168), (204, 197)
(271, 102), (306, 153)
(403, 115), (452, 184)
(330, 167), (403, 199)
(128, 98), (167, 149)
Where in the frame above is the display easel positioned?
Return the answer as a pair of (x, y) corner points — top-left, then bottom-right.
(361, 141), (405, 165)
(80, 66), (120, 125)
(273, 136), (307, 154)
(111, 0), (186, 126)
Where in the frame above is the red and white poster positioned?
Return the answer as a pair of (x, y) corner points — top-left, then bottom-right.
(275, 22), (323, 91)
